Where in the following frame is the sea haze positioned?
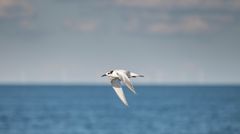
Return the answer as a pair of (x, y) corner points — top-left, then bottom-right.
(0, 85), (240, 134)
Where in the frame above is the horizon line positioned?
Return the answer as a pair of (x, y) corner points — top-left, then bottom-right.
(0, 83), (240, 87)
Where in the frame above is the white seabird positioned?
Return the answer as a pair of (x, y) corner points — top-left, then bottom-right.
(101, 69), (144, 106)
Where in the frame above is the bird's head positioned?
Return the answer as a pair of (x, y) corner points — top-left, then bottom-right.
(101, 70), (114, 77)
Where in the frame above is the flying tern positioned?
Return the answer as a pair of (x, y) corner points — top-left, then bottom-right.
(101, 69), (144, 106)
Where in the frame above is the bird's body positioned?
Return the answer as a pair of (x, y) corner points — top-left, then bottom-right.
(101, 69), (144, 106)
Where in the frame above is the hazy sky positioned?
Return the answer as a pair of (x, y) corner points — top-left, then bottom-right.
(0, 0), (240, 84)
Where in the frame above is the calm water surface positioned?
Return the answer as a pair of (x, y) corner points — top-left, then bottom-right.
(0, 85), (240, 134)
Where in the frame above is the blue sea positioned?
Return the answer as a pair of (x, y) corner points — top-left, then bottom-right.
(0, 85), (240, 134)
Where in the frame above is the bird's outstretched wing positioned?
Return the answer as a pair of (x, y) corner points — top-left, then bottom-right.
(111, 79), (128, 106)
(117, 71), (136, 94)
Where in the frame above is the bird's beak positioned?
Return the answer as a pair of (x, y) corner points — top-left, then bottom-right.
(101, 74), (107, 77)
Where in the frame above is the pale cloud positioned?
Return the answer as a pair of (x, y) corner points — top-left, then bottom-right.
(115, 0), (220, 8)
(232, 0), (240, 8)
(0, 0), (35, 35)
(124, 13), (234, 34)
(0, 0), (32, 18)
(118, 0), (237, 35)
(181, 16), (209, 32)
(116, 0), (162, 7)
(115, 0), (240, 9)
(19, 19), (33, 29)
(125, 17), (139, 32)
(143, 16), (209, 34)
(64, 19), (98, 32)
(146, 15), (235, 34)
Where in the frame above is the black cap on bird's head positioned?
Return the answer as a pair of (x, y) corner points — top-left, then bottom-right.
(101, 70), (114, 77)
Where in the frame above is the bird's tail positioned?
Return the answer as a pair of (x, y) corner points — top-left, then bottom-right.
(130, 72), (144, 78)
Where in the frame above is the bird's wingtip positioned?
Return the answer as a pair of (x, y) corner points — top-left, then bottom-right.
(132, 90), (137, 95)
